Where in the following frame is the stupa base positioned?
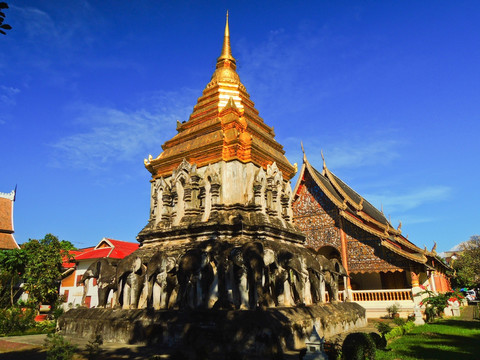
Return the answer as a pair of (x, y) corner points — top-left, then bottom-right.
(59, 302), (366, 358)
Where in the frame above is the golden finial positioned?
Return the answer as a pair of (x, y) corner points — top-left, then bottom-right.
(321, 149), (326, 169)
(217, 11), (236, 69)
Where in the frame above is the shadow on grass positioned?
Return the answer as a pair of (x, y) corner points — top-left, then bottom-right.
(0, 348), (46, 360)
(378, 321), (480, 360)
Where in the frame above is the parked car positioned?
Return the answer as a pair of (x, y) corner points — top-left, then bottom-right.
(465, 290), (476, 302)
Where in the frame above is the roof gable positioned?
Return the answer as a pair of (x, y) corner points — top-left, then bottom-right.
(74, 238), (138, 261)
(293, 154), (427, 265)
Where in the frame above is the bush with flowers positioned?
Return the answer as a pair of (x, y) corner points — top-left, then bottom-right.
(416, 286), (464, 322)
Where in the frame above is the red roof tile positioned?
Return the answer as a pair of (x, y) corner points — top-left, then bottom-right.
(62, 248), (94, 268)
(74, 239), (138, 261)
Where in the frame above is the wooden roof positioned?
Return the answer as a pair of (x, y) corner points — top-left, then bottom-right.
(0, 190), (19, 249)
(293, 154), (433, 266)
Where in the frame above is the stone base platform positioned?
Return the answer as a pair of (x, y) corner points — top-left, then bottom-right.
(59, 303), (366, 358)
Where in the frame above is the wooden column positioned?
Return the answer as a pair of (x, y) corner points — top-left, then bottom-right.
(339, 218), (352, 295)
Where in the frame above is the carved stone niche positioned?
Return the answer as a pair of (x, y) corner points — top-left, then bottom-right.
(170, 159), (197, 226)
(200, 165), (221, 222)
(253, 167), (267, 214)
(266, 163), (284, 218)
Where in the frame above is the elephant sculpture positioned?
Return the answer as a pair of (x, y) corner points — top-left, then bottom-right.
(81, 258), (118, 308)
(115, 253), (146, 309)
(210, 242), (235, 310)
(145, 251), (177, 309)
(276, 250), (308, 305)
(302, 251), (324, 304)
(176, 248), (214, 309)
(230, 242), (269, 309)
(317, 254), (340, 302)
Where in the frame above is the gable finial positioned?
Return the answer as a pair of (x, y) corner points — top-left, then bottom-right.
(301, 141), (308, 163)
(321, 149), (326, 169)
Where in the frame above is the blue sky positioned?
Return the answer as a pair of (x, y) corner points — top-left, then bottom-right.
(1, 1), (479, 252)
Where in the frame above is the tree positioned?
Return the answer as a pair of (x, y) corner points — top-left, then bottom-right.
(0, 234), (76, 308)
(21, 234), (75, 306)
(0, 248), (27, 307)
(451, 235), (480, 288)
(0, 2), (12, 35)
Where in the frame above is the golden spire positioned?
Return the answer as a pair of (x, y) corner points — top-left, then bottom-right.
(216, 11), (236, 70)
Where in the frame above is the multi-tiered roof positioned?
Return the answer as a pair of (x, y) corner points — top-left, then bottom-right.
(0, 189), (19, 250)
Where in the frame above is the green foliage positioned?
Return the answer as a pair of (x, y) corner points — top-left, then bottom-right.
(375, 322), (392, 336)
(324, 339), (343, 360)
(369, 332), (387, 350)
(451, 235), (480, 288)
(86, 334), (103, 360)
(0, 307), (35, 335)
(1, 234), (75, 308)
(22, 234), (74, 306)
(385, 326), (404, 340)
(44, 333), (77, 360)
(384, 320), (416, 341)
(392, 317), (406, 326)
(342, 332), (376, 360)
(0, 2), (12, 35)
(35, 320), (56, 334)
(417, 288), (464, 322)
(0, 248), (28, 307)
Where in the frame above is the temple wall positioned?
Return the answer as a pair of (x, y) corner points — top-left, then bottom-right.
(292, 176), (341, 251)
(342, 221), (407, 274)
(292, 172), (410, 278)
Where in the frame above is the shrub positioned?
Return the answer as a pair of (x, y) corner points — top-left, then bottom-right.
(0, 307), (36, 335)
(324, 339), (343, 360)
(403, 321), (416, 333)
(44, 333), (77, 360)
(368, 332), (386, 350)
(374, 322), (392, 336)
(342, 332), (376, 360)
(392, 317), (406, 326)
(35, 320), (56, 334)
(385, 326), (404, 341)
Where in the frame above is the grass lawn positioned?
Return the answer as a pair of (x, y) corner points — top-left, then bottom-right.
(376, 318), (480, 360)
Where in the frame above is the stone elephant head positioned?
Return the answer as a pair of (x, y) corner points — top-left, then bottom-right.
(276, 249), (306, 305)
(229, 241), (269, 309)
(146, 251), (177, 309)
(81, 258), (118, 308)
(115, 253), (146, 309)
(176, 248), (214, 309)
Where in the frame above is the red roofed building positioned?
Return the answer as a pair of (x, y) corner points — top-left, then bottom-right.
(0, 189), (19, 250)
(60, 238), (138, 309)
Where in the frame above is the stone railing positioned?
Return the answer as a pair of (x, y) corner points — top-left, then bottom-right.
(351, 289), (413, 302)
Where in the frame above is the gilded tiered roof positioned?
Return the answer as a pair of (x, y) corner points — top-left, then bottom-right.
(145, 14), (296, 180)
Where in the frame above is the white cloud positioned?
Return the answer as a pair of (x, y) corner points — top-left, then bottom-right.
(283, 130), (401, 171)
(50, 89), (197, 170)
(364, 186), (452, 214)
(0, 86), (20, 106)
